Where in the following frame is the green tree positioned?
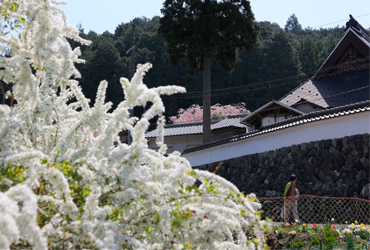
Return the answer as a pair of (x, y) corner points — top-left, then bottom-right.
(285, 14), (302, 34)
(82, 34), (124, 108)
(299, 36), (319, 76)
(158, 0), (259, 143)
(262, 29), (302, 99)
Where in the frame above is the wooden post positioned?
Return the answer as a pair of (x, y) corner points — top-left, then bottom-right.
(203, 54), (211, 144)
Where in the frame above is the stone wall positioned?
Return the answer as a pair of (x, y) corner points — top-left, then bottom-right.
(195, 134), (370, 199)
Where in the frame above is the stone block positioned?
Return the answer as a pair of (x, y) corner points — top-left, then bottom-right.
(318, 170), (326, 181)
(278, 165), (286, 173)
(307, 148), (318, 158)
(331, 170), (340, 181)
(308, 157), (316, 166)
(360, 183), (370, 199)
(313, 181), (323, 193)
(300, 142), (308, 151)
(336, 178), (343, 188)
(356, 169), (368, 182)
(322, 184), (330, 195)
(321, 148), (330, 158)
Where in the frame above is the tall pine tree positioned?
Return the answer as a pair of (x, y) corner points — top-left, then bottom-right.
(158, 0), (259, 143)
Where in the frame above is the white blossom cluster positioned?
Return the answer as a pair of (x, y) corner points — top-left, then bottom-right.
(0, 0), (268, 249)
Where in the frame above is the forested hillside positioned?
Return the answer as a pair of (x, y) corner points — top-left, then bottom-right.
(68, 14), (348, 122)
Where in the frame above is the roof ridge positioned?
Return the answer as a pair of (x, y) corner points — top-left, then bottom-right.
(164, 120), (219, 128)
(346, 16), (370, 42)
(226, 113), (250, 118)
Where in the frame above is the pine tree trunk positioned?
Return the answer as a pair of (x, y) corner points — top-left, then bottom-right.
(203, 54), (211, 144)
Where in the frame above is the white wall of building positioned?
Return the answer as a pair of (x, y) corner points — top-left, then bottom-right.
(148, 134), (203, 154)
(262, 116), (289, 126)
(183, 111), (370, 166)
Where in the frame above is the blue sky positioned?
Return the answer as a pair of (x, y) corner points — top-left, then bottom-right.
(61, 0), (370, 34)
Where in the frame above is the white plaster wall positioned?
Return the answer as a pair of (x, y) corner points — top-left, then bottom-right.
(148, 134), (203, 153)
(183, 111), (370, 166)
(262, 116), (288, 126)
(294, 103), (322, 113)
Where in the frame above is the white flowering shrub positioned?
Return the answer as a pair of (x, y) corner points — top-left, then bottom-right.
(0, 1), (268, 249)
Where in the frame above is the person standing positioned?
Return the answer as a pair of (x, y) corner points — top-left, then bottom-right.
(283, 174), (300, 223)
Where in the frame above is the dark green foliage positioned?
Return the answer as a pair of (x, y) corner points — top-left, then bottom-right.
(285, 14), (302, 34)
(82, 34), (124, 109)
(263, 29), (301, 80)
(67, 13), (349, 121)
(299, 36), (319, 76)
(158, 0), (259, 74)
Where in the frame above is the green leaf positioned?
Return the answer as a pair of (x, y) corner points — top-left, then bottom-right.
(154, 213), (160, 222)
(185, 242), (192, 249)
(186, 170), (195, 176)
(231, 190), (236, 197)
(146, 224), (152, 233)
(55, 148), (60, 159)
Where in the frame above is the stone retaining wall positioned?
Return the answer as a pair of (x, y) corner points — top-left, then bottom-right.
(195, 134), (370, 199)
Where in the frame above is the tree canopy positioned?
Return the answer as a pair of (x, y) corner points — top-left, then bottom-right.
(158, 0), (259, 143)
(158, 0), (260, 74)
(284, 14), (302, 34)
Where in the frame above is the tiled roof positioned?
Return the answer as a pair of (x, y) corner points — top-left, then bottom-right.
(279, 71), (369, 109)
(211, 114), (247, 130)
(145, 115), (247, 138)
(182, 100), (370, 154)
